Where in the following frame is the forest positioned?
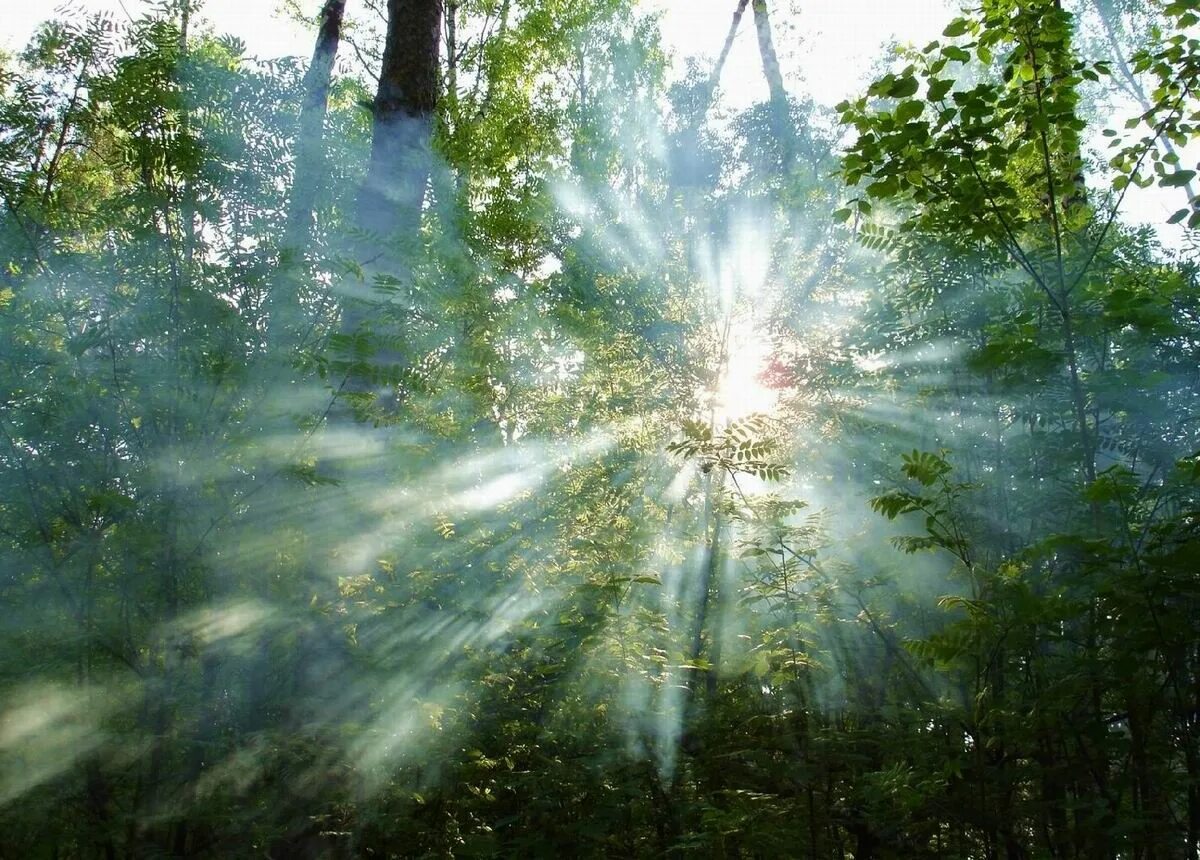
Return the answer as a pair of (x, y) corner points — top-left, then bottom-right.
(0, 0), (1198, 856)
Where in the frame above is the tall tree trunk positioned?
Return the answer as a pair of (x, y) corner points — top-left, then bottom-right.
(273, 0), (346, 355)
(702, 0), (751, 115)
(340, 0), (444, 402)
(749, 0), (799, 287)
(445, 1), (458, 104)
(669, 0), (747, 195)
(285, 0), (347, 251)
(1091, 0), (1197, 204)
(358, 0), (442, 243)
(751, 0), (795, 175)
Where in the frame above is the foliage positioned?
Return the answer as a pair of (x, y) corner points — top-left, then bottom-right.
(1, 0), (1199, 858)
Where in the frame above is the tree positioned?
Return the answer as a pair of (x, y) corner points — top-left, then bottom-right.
(284, 0), (347, 251)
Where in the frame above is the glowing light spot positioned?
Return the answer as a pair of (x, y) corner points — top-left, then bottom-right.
(714, 315), (778, 422)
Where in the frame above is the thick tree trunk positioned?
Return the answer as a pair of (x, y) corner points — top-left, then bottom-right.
(340, 0), (444, 401)
(357, 0), (442, 243)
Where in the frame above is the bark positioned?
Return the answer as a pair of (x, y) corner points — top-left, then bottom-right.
(340, 0), (444, 400)
(445, 1), (458, 103)
(176, 1), (197, 273)
(285, 0), (347, 251)
(751, 0), (795, 175)
(748, 0), (800, 287)
(1092, 0), (1198, 204)
(702, 0), (751, 113)
(273, 0), (346, 351)
(357, 0), (442, 242)
(670, 0), (747, 193)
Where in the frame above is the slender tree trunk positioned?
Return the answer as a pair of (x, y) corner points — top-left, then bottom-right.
(445, 2), (458, 103)
(703, 0), (751, 113)
(176, 0), (197, 275)
(670, 0), (747, 195)
(751, 0), (795, 175)
(285, 0), (347, 252)
(1092, 0), (1198, 204)
(688, 470), (723, 700)
(272, 0), (345, 368)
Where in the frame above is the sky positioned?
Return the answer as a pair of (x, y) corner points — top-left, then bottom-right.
(2, 0), (312, 59)
(2, 0), (953, 107)
(1, 0), (1190, 230)
(651, 0), (952, 107)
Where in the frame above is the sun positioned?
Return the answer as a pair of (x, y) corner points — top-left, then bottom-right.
(713, 313), (779, 423)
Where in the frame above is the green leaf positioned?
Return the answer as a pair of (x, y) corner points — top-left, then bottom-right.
(895, 99), (924, 122)
(942, 19), (969, 37)
(887, 75), (919, 98)
(943, 46), (971, 64)
(927, 78), (952, 102)
(866, 177), (900, 198)
(1161, 169), (1197, 187)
